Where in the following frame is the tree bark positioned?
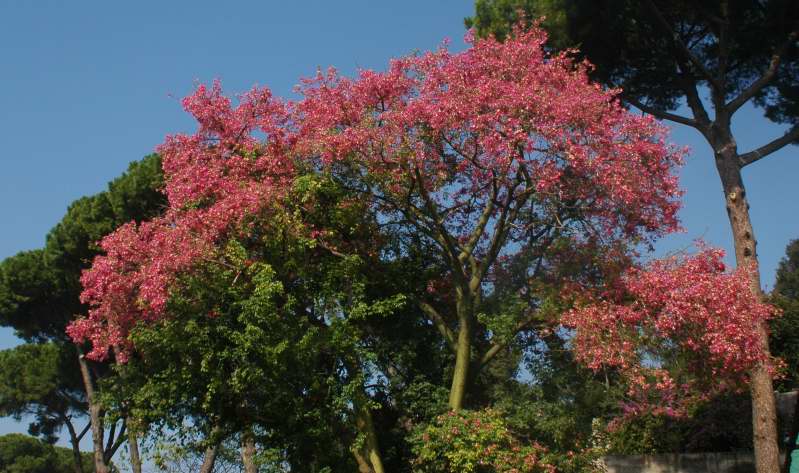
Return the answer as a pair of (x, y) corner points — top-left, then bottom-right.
(76, 346), (110, 473)
(448, 290), (473, 411)
(713, 138), (781, 473)
(126, 426), (142, 473)
(354, 399), (385, 473)
(241, 430), (258, 473)
(198, 442), (220, 473)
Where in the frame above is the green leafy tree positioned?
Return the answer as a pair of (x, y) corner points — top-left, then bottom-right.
(466, 3), (799, 471)
(101, 172), (440, 473)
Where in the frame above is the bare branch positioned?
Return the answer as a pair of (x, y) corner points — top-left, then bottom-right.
(739, 126), (799, 167)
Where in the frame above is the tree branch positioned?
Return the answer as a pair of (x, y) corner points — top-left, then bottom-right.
(643, 0), (723, 91)
(412, 167), (467, 284)
(479, 310), (541, 369)
(104, 420), (127, 463)
(623, 94), (699, 128)
(418, 301), (457, 353)
(739, 126), (799, 167)
(726, 28), (799, 115)
(459, 174), (498, 263)
(77, 422), (91, 442)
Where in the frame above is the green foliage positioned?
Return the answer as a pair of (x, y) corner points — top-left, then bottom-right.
(0, 434), (94, 473)
(0, 343), (85, 442)
(411, 408), (595, 473)
(772, 239), (799, 391)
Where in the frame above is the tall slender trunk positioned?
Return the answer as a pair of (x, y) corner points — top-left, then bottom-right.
(241, 430), (258, 473)
(76, 346), (110, 473)
(198, 442), (220, 473)
(126, 426), (142, 473)
(713, 133), (780, 473)
(448, 291), (473, 410)
(63, 418), (84, 473)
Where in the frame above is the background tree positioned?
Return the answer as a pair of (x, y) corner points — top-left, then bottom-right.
(0, 433), (95, 473)
(771, 239), (799, 470)
(0, 154), (165, 473)
(772, 240), (799, 391)
(0, 343), (89, 473)
(466, 3), (798, 471)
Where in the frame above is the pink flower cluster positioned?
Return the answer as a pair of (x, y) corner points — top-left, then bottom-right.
(295, 25), (684, 245)
(562, 247), (779, 415)
(67, 82), (295, 361)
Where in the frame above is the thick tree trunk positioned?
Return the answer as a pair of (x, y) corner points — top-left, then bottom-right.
(241, 430), (258, 473)
(76, 346), (110, 473)
(198, 443), (219, 473)
(448, 292), (473, 410)
(126, 426), (142, 473)
(714, 144), (781, 473)
(354, 401), (385, 473)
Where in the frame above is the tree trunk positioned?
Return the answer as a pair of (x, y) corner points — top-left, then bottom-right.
(354, 400), (385, 473)
(448, 291), (473, 410)
(714, 144), (781, 473)
(126, 426), (142, 473)
(76, 346), (110, 473)
(198, 433), (221, 473)
(241, 430), (258, 473)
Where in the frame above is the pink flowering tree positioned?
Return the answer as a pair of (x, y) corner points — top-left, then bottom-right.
(562, 247), (779, 420)
(64, 22), (780, 469)
(295, 24), (684, 410)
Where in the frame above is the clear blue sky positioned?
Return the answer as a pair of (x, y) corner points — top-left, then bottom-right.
(0, 0), (797, 465)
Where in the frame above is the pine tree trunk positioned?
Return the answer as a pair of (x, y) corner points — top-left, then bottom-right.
(714, 146), (781, 473)
(76, 346), (110, 473)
